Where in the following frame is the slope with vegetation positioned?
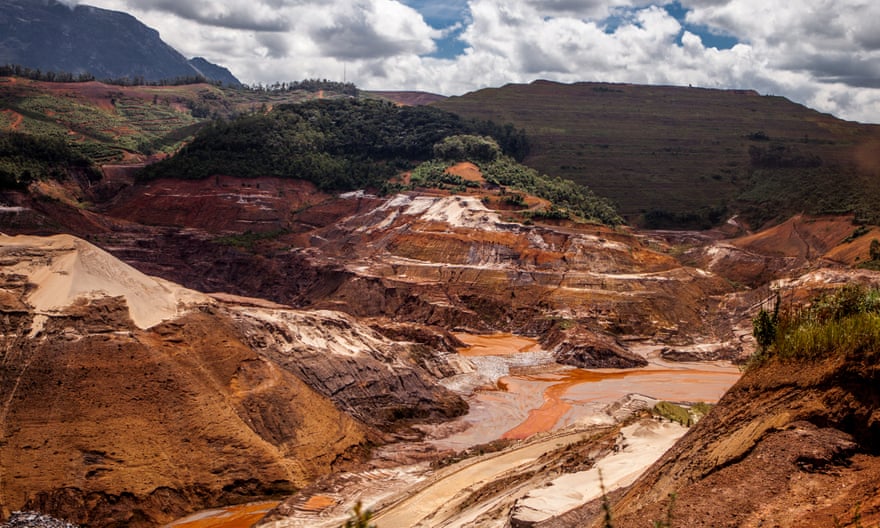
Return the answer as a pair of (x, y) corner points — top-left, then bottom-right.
(137, 98), (507, 190)
(434, 80), (880, 228)
(566, 284), (880, 528)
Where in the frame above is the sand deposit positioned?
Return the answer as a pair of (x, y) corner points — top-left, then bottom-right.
(0, 234), (209, 329)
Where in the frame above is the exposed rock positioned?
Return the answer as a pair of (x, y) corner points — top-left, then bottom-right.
(2, 511), (78, 528)
(568, 348), (880, 528)
(660, 344), (739, 362)
(231, 308), (468, 432)
(545, 327), (648, 368)
(0, 235), (467, 526)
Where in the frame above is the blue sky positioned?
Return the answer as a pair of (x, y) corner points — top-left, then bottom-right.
(401, 1), (741, 59)
(76, 0), (880, 123)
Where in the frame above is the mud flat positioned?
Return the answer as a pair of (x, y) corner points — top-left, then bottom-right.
(162, 502), (279, 528)
(244, 333), (741, 528)
(434, 334), (740, 449)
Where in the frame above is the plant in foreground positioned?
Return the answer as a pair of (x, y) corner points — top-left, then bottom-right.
(342, 501), (376, 528)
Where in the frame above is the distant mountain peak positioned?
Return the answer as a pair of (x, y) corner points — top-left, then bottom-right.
(189, 57), (242, 88)
(0, 0), (241, 85)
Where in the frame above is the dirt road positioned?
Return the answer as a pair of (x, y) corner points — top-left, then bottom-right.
(370, 428), (602, 527)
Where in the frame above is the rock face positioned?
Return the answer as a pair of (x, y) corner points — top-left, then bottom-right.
(544, 327), (647, 369)
(230, 308), (467, 430)
(2, 511), (79, 528)
(0, 0), (240, 84)
(0, 235), (464, 527)
(102, 185), (736, 351)
(571, 351), (880, 528)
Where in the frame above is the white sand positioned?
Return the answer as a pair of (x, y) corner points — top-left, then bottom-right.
(1, 234), (209, 329)
(511, 420), (687, 524)
(372, 194), (502, 231)
(416, 195), (502, 230)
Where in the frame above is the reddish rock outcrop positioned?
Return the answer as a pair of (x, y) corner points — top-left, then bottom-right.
(0, 235), (465, 527)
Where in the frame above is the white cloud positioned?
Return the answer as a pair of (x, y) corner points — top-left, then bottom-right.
(79, 0), (880, 123)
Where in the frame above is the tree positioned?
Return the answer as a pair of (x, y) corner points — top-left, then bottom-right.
(752, 293), (780, 352)
(870, 239), (880, 262)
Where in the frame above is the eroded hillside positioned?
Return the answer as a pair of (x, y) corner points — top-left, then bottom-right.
(3, 79), (880, 528)
(549, 287), (880, 528)
(0, 235), (465, 526)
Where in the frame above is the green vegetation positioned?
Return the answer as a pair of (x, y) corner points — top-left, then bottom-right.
(480, 156), (621, 224)
(213, 229), (289, 250)
(651, 401), (711, 427)
(433, 134), (502, 163)
(0, 132), (100, 189)
(0, 76), (373, 168)
(844, 225), (871, 244)
(341, 501), (376, 528)
(405, 134), (621, 224)
(249, 78), (358, 96)
(434, 81), (880, 227)
(750, 285), (880, 366)
(860, 240), (880, 271)
(140, 99), (530, 192)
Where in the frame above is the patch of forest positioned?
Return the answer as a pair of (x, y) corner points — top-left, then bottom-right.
(139, 98), (530, 191)
(0, 132), (100, 189)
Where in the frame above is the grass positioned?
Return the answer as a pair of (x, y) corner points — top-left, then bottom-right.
(750, 284), (880, 366)
(651, 401), (714, 427)
(0, 77), (335, 165)
(434, 80), (880, 227)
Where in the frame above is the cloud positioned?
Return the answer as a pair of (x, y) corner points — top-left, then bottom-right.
(129, 0), (290, 31)
(79, 0), (880, 123)
(308, 0), (437, 59)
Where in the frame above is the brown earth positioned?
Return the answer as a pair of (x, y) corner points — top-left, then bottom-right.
(0, 236), (467, 527)
(548, 351), (880, 528)
(4, 166), (880, 527)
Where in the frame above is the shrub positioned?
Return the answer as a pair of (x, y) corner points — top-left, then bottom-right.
(750, 285), (880, 365)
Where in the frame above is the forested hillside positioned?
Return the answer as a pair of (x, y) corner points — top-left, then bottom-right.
(140, 98), (529, 190)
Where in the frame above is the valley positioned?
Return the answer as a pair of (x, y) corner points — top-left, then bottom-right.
(2, 76), (880, 528)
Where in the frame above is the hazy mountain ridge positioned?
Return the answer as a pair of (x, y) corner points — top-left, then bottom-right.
(0, 0), (240, 85)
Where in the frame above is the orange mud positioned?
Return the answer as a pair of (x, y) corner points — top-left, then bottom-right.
(163, 501), (279, 528)
(503, 366), (741, 439)
(455, 333), (542, 356)
(300, 495), (337, 511)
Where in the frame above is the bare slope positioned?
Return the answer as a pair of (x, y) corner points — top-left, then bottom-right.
(554, 342), (880, 527)
(0, 235), (465, 527)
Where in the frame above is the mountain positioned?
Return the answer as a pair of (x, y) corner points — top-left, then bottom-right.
(0, 0), (240, 85)
(368, 90), (447, 106)
(434, 80), (880, 228)
(188, 57), (242, 88)
(3, 76), (880, 527)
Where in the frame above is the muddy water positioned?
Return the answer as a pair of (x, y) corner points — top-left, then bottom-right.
(455, 333), (543, 356)
(437, 333), (741, 447)
(162, 501), (279, 528)
(166, 334), (740, 526)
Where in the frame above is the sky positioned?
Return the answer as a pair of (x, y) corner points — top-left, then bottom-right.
(63, 0), (880, 123)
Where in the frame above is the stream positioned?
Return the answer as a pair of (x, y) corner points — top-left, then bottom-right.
(164, 334), (741, 528)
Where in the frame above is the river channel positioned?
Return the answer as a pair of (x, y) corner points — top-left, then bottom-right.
(164, 333), (741, 527)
